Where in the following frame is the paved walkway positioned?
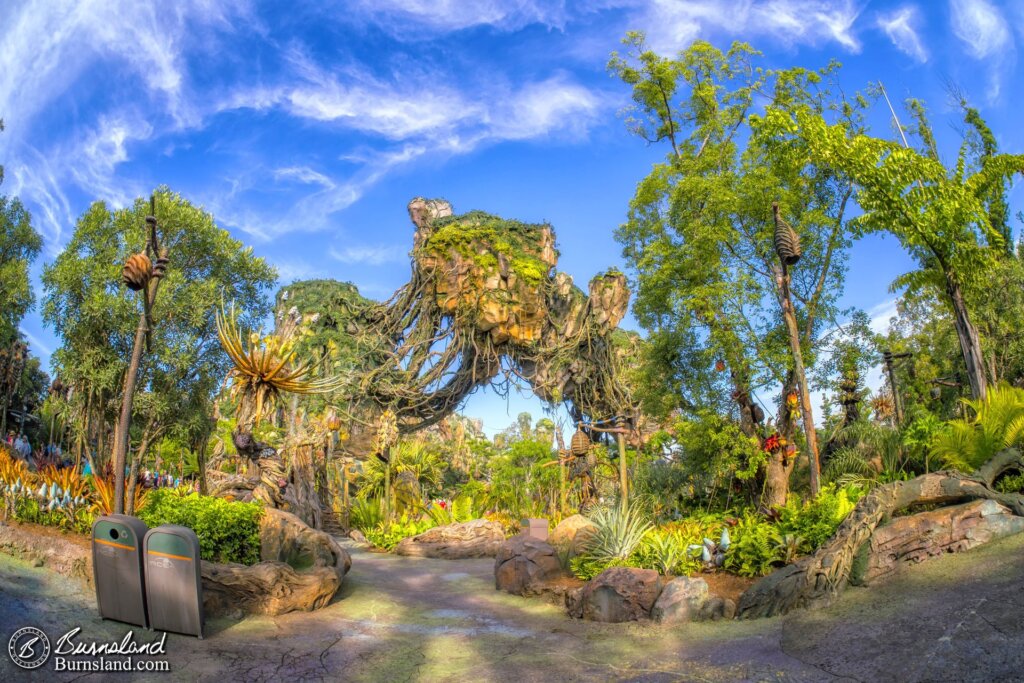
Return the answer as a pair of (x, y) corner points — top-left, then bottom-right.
(1, 532), (1023, 682)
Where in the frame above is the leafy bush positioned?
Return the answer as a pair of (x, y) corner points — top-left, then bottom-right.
(484, 510), (520, 537)
(724, 511), (781, 577)
(931, 384), (1024, 471)
(995, 472), (1024, 494)
(776, 485), (862, 554)
(138, 488), (263, 565)
(630, 527), (701, 576)
(363, 515), (435, 551)
(13, 496), (94, 535)
(350, 497), (384, 532)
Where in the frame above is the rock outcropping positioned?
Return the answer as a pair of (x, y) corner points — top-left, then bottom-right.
(494, 535), (563, 595)
(395, 519), (505, 559)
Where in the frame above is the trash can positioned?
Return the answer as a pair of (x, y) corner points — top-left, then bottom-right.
(520, 518), (549, 541)
(144, 525), (204, 638)
(91, 514), (149, 627)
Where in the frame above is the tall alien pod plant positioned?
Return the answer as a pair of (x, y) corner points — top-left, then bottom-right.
(213, 304), (342, 509)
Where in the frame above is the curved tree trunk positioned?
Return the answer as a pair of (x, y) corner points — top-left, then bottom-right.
(946, 275), (987, 400)
(737, 449), (1024, 619)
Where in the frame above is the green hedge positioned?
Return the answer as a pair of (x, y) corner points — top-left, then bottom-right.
(138, 489), (263, 565)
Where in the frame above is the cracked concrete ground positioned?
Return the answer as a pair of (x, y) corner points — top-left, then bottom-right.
(1, 531), (1023, 682)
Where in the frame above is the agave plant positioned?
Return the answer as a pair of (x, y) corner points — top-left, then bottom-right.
(579, 502), (652, 565)
(216, 304), (343, 432)
(931, 384), (1024, 472)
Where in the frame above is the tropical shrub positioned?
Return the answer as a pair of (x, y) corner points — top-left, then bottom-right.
(724, 511), (781, 577)
(350, 497), (384, 532)
(776, 485), (862, 554)
(931, 384), (1024, 471)
(138, 488), (263, 565)
(363, 515), (435, 551)
(570, 503), (652, 580)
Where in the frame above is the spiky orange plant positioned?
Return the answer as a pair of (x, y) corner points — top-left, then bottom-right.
(0, 447), (30, 486)
(38, 465), (90, 499)
(91, 476), (148, 515)
(216, 304), (344, 431)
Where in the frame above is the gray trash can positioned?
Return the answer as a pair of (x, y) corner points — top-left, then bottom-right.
(92, 514), (149, 627)
(521, 518), (549, 541)
(144, 525), (204, 638)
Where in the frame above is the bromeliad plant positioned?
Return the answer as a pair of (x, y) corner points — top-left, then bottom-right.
(217, 305), (344, 433)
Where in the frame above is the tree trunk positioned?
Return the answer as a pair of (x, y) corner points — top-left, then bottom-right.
(197, 438), (209, 495)
(737, 449), (1024, 619)
(112, 316), (149, 514)
(775, 264), (821, 496)
(762, 373), (798, 510)
(946, 274), (987, 400)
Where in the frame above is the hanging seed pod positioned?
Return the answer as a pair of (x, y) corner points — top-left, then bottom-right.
(772, 202), (801, 266)
(714, 359), (726, 372)
(570, 427), (591, 456)
(122, 253), (153, 291)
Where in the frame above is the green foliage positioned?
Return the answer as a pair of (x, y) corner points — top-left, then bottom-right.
(424, 210), (553, 286)
(630, 527), (701, 576)
(776, 485), (861, 553)
(995, 472), (1024, 494)
(571, 503), (652, 579)
(610, 35), (857, 428)
(350, 497), (384, 532)
(137, 488), (263, 565)
(42, 188), (276, 469)
(363, 514), (435, 551)
(12, 496), (94, 535)
(931, 385), (1024, 471)
(0, 194), (42, 347)
(725, 511), (782, 577)
(425, 494), (480, 526)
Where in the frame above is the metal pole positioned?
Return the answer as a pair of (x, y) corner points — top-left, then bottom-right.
(617, 420), (628, 514)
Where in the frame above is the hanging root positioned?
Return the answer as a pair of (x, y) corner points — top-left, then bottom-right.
(737, 449), (1024, 619)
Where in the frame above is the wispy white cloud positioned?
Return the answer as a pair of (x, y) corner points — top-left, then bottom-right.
(949, 0), (1014, 101)
(867, 298), (899, 335)
(329, 245), (407, 265)
(343, 0), (568, 34)
(621, 0), (863, 55)
(877, 6), (929, 63)
(19, 325), (53, 358)
(950, 0), (1011, 59)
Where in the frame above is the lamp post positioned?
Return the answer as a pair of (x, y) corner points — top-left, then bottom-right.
(112, 195), (169, 514)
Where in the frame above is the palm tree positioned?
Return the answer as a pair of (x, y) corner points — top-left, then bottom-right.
(931, 384), (1024, 472)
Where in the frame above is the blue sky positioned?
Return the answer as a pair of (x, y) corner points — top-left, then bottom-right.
(2, 0), (1023, 436)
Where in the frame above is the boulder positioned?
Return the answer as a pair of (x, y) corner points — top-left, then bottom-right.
(201, 561), (340, 616)
(568, 566), (663, 622)
(851, 499), (1024, 586)
(494, 535), (563, 595)
(696, 596), (736, 621)
(349, 529), (368, 545)
(395, 519), (505, 559)
(550, 514), (596, 552)
(651, 576), (709, 623)
(261, 507), (351, 577)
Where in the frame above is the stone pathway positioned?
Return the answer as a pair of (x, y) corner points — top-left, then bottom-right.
(2, 532), (1023, 682)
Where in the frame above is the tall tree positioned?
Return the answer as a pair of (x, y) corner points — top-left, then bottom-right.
(778, 97), (1024, 400)
(42, 189), (276, 505)
(610, 36), (859, 506)
(0, 119), (43, 348)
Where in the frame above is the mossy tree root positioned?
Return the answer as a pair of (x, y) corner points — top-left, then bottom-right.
(736, 449), (1024, 619)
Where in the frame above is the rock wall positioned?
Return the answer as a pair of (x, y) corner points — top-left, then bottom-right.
(850, 499), (1024, 586)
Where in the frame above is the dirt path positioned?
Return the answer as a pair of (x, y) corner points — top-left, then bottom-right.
(2, 532), (1023, 682)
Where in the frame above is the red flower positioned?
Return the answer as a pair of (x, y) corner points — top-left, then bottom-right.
(762, 434), (781, 452)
